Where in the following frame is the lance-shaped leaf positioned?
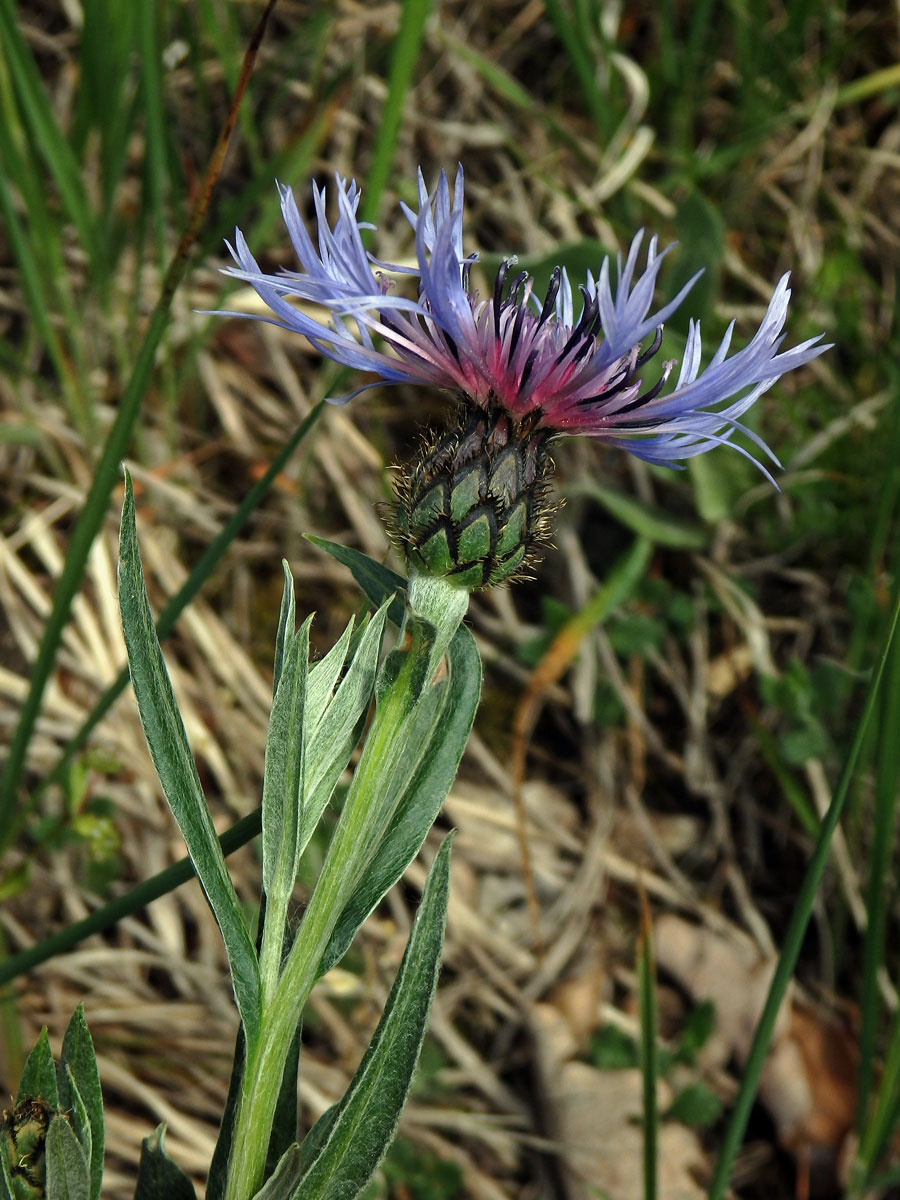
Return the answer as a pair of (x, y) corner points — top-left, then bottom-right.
(46, 1114), (90, 1200)
(305, 537), (406, 627)
(318, 624), (479, 978)
(17, 1027), (59, 1108)
(294, 835), (454, 1200)
(250, 1144), (303, 1200)
(117, 472), (261, 1044)
(297, 602), (389, 858)
(133, 1126), (196, 1200)
(59, 1005), (103, 1200)
(262, 617), (311, 903)
(273, 561), (297, 697)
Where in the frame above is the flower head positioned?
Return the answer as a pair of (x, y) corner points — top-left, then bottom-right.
(214, 166), (830, 588)
(216, 165), (829, 479)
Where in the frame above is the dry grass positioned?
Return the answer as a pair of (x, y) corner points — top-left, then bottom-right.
(2, 2), (899, 1197)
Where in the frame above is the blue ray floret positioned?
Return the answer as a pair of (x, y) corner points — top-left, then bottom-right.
(214, 165), (830, 480)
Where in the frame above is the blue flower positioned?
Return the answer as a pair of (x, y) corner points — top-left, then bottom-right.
(215, 166), (830, 481)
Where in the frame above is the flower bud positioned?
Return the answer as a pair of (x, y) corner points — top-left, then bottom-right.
(390, 403), (558, 590)
(1, 1097), (52, 1200)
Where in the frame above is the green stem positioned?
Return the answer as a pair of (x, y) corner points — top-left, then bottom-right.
(223, 628), (430, 1200)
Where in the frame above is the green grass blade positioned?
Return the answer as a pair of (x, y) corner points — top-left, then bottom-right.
(638, 905), (658, 1200)
(0, 0), (278, 835)
(118, 472), (261, 1043)
(541, 0), (605, 129)
(18, 402), (325, 841)
(359, 0), (432, 228)
(0, 810), (261, 990)
(0, 296), (173, 831)
(708, 585), (900, 1200)
(0, 166), (78, 407)
(857, 629), (900, 1131)
(0, 0), (104, 281)
(137, 0), (171, 260)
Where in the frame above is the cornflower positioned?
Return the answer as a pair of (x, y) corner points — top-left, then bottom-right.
(215, 166), (829, 588)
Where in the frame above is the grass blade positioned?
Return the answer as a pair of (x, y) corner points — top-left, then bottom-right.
(708, 585), (900, 1200)
(0, 0), (104, 280)
(0, 810), (261, 989)
(358, 0), (432, 228)
(638, 900), (658, 1200)
(20, 402), (325, 842)
(0, 0), (278, 835)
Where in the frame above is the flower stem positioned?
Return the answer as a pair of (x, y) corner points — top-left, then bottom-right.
(223, 597), (464, 1200)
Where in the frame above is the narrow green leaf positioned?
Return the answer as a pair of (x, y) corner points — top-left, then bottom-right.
(59, 1069), (91, 1187)
(17, 1028), (59, 1108)
(319, 624), (480, 978)
(638, 916), (658, 1200)
(296, 835), (454, 1200)
(251, 1145), (303, 1200)
(0, 1154), (14, 1200)
(359, 0), (432, 229)
(205, 1024), (245, 1200)
(298, 604), (390, 857)
(262, 618), (311, 902)
(305, 537), (406, 627)
(0, 0), (104, 279)
(709, 585), (900, 1199)
(117, 472), (261, 1043)
(133, 1125), (196, 1200)
(59, 1006), (103, 1200)
(45, 1115), (90, 1200)
(857, 629), (900, 1142)
(273, 562), (297, 697)
(304, 618), (355, 733)
(569, 481), (709, 549)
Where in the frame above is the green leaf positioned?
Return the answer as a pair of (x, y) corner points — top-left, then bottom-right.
(569, 482), (709, 549)
(638, 917), (659, 1200)
(318, 624), (480, 978)
(58, 1071), (90, 1188)
(304, 619), (355, 733)
(273, 562), (297, 697)
(59, 1006), (103, 1200)
(305, 537), (406, 627)
(45, 1115), (90, 1200)
(251, 1145), (303, 1200)
(675, 1001), (716, 1064)
(589, 1024), (639, 1071)
(117, 472), (261, 1044)
(298, 604), (389, 859)
(296, 835), (454, 1200)
(263, 618), (311, 903)
(17, 1028), (59, 1108)
(665, 1082), (723, 1128)
(0, 1155), (14, 1200)
(133, 1126), (196, 1200)
(205, 1028), (246, 1200)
